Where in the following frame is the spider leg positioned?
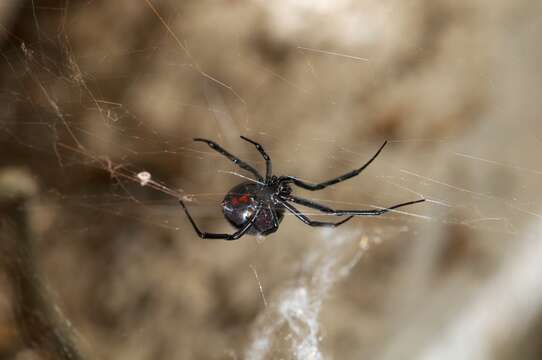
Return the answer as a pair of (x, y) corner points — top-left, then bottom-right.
(279, 141), (387, 191)
(194, 138), (263, 182)
(289, 195), (425, 216)
(180, 200), (262, 240)
(267, 205), (280, 228)
(240, 136), (272, 182)
(260, 205), (280, 235)
(281, 201), (354, 227)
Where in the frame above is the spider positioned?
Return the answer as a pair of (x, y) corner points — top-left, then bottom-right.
(180, 136), (425, 240)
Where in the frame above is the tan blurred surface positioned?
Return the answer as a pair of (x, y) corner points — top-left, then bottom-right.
(1, 1), (542, 359)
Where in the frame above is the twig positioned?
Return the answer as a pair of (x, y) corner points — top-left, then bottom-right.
(0, 168), (86, 360)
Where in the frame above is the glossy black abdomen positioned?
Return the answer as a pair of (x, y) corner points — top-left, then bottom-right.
(222, 182), (284, 235)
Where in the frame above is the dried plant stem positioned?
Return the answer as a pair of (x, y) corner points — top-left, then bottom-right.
(0, 168), (85, 360)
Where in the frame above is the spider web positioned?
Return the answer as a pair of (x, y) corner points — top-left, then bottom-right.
(1, 1), (542, 360)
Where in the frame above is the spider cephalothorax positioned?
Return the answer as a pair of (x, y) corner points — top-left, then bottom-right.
(180, 136), (424, 240)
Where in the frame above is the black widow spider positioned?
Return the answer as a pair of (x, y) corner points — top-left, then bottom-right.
(180, 136), (425, 240)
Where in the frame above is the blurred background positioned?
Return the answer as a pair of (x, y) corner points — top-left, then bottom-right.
(1, 0), (542, 359)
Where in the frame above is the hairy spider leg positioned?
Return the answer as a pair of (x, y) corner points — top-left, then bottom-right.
(281, 202), (354, 227)
(180, 200), (263, 240)
(240, 136), (272, 183)
(194, 138), (264, 182)
(279, 141), (388, 190)
(289, 195), (425, 216)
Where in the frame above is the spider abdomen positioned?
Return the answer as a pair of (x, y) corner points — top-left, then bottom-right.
(222, 182), (284, 235)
